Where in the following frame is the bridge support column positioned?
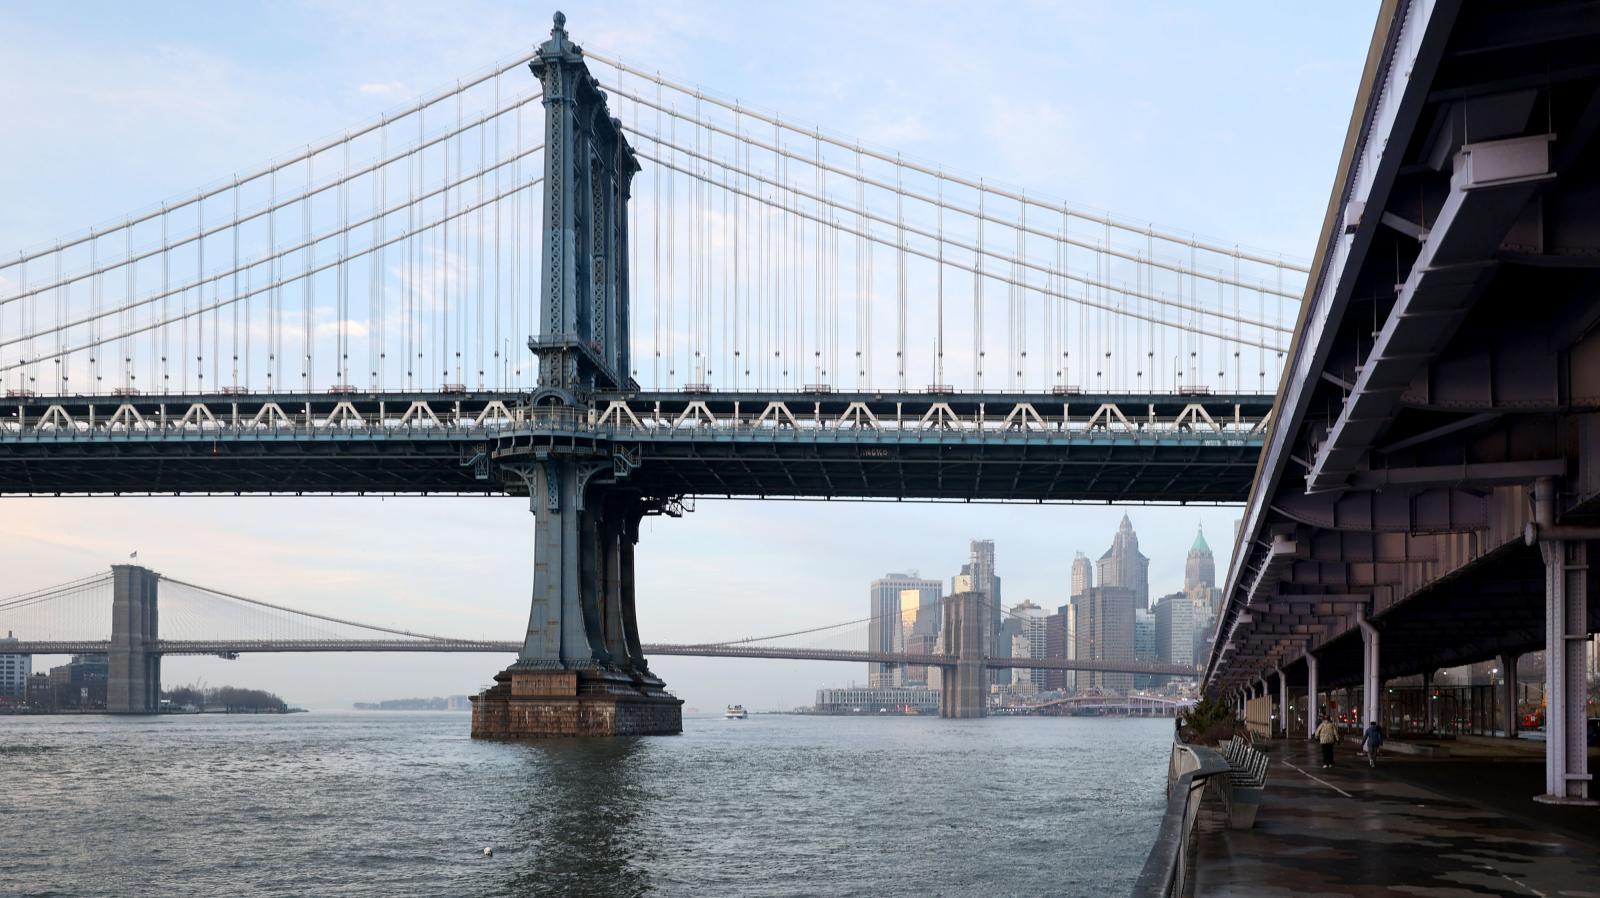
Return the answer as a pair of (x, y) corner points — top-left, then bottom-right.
(107, 564), (159, 713)
(1422, 670), (1435, 734)
(1305, 653), (1319, 740)
(1498, 652), (1519, 739)
(1358, 616), (1381, 732)
(471, 464), (681, 738)
(1535, 536), (1594, 805)
(470, 14), (679, 739)
(1276, 664), (1288, 739)
(938, 591), (986, 719)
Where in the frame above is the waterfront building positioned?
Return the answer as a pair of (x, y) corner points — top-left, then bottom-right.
(1072, 586), (1136, 694)
(23, 672), (50, 707)
(0, 631), (30, 700)
(1095, 515), (1150, 611)
(47, 654), (108, 710)
(867, 572), (941, 686)
(814, 686), (940, 715)
(1070, 552), (1093, 598)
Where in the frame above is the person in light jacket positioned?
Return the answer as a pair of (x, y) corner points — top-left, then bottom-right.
(1315, 716), (1340, 768)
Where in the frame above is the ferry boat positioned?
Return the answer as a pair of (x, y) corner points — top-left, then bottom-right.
(724, 704), (748, 720)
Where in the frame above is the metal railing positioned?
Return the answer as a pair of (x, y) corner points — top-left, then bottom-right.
(1130, 738), (1230, 898)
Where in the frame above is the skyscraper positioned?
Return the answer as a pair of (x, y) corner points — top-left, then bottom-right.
(1072, 586), (1136, 695)
(1070, 552), (1093, 598)
(1095, 514), (1150, 611)
(1134, 609), (1157, 691)
(867, 572), (942, 686)
(1043, 608), (1070, 692)
(1184, 525), (1216, 592)
(955, 539), (1003, 682)
(1154, 593), (1196, 668)
(1007, 601), (1046, 690)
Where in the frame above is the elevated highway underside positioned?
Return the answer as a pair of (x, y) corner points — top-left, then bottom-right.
(1206, 0), (1600, 805)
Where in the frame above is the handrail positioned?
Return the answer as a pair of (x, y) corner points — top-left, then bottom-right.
(1130, 741), (1230, 898)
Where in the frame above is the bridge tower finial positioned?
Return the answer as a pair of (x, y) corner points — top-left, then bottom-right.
(529, 8), (636, 397)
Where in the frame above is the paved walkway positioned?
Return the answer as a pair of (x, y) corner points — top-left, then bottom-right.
(1191, 741), (1600, 897)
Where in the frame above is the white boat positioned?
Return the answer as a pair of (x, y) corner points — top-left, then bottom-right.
(724, 704), (748, 719)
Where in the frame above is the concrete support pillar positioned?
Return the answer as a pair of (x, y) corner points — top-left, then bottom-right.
(1358, 616), (1381, 730)
(1305, 653), (1319, 740)
(520, 458), (596, 669)
(1498, 652), (1519, 739)
(107, 564), (159, 713)
(1422, 670), (1435, 734)
(1537, 535), (1593, 805)
(1276, 665), (1289, 739)
(619, 505), (649, 677)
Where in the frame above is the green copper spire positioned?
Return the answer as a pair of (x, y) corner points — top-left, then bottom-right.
(1191, 525), (1210, 554)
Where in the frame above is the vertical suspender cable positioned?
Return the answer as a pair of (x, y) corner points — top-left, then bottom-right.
(122, 229), (131, 391)
(895, 157), (905, 391)
(376, 122), (387, 389)
(338, 140), (350, 387)
(232, 185), (241, 390)
(936, 175), (944, 388)
(653, 88), (661, 388)
(88, 231), (99, 389)
(493, 80), (502, 388)
(54, 250), (65, 393)
(974, 184), (983, 390)
(303, 155), (313, 391)
(814, 132), (822, 385)
(161, 207), (170, 391)
(476, 105), (486, 389)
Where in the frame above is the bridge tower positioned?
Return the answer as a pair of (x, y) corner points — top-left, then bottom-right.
(472, 13), (681, 738)
(938, 591), (987, 719)
(107, 565), (160, 714)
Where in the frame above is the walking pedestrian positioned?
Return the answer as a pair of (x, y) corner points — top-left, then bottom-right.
(1361, 720), (1384, 767)
(1315, 715), (1340, 768)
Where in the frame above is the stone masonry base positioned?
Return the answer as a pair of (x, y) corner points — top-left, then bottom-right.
(470, 666), (683, 738)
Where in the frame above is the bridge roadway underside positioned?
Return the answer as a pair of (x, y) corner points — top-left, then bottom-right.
(0, 390), (1269, 502)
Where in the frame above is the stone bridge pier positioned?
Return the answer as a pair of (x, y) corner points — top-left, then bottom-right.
(107, 564), (160, 714)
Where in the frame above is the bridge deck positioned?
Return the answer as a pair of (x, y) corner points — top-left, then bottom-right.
(0, 390), (1268, 501)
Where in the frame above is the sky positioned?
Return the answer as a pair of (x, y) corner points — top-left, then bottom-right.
(0, 1), (1379, 710)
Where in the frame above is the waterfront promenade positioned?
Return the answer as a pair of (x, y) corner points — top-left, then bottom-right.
(1191, 742), (1600, 896)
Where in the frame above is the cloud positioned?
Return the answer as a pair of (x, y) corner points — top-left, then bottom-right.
(357, 81), (407, 96)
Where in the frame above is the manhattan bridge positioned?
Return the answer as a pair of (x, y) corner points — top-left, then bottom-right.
(0, 14), (1305, 735)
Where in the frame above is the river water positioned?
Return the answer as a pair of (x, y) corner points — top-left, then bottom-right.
(1, 712), (1172, 897)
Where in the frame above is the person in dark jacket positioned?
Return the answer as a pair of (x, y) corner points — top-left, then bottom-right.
(1361, 721), (1384, 767)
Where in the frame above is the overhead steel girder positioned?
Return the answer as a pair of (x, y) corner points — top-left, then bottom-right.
(1309, 133), (1556, 492)
(1302, 528), (1439, 564)
(1274, 485), (1487, 533)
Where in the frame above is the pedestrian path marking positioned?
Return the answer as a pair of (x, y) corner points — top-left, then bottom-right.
(1283, 760), (1353, 798)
